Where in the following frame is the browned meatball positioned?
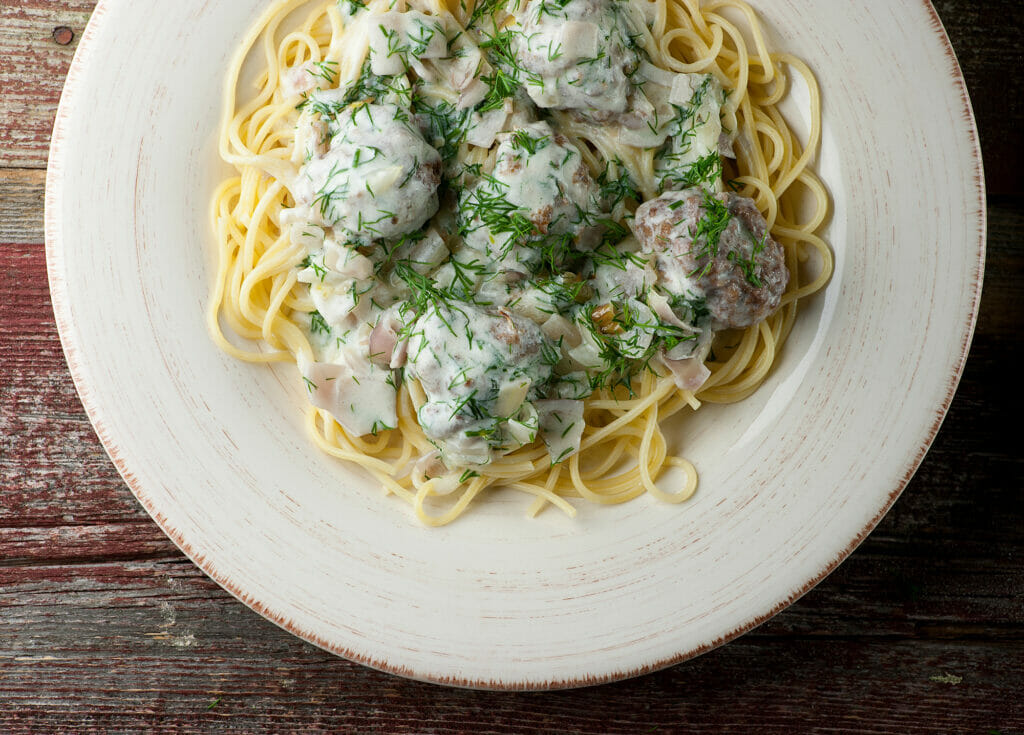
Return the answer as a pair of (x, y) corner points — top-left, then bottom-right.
(632, 189), (789, 330)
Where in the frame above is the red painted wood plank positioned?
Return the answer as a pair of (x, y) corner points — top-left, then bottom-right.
(0, 523), (178, 565)
(1, 239), (146, 528)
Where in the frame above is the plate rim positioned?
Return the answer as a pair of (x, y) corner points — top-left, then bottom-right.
(44, 0), (986, 690)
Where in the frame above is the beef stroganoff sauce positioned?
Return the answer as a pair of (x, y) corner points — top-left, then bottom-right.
(209, 0), (833, 524)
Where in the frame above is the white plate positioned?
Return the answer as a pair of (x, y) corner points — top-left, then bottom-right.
(46, 0), (984, 688)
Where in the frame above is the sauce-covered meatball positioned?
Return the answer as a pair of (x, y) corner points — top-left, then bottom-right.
(294, 102), (442, 242)
(406, 302), (554, 467)
(513, 0), (641, 114)
(632, 189), (789, 329)
(459, 121), (602, 271)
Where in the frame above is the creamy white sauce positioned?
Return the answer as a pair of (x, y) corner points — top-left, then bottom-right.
(535, 399), (585, 464)
(297, 324), (399, 437)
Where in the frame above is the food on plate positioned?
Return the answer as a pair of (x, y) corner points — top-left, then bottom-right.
(209, 0), (833, 524)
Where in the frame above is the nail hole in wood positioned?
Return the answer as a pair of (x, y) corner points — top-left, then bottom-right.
(52, 26), (75, 46)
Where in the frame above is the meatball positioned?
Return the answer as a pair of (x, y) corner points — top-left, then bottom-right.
(459, 121), (603, 269)
(490, 122), (601, 239)
(513, 0), (640, 114)
(295, 102), (442, 242)
(406, 303), (553, 466)
(632, 189), (789, 329)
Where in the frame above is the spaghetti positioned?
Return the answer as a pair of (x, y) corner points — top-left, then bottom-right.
(209, 0), (833, 525)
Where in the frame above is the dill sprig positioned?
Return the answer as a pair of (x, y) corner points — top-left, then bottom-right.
(533, 274), (590, 313)
(688, 191), (732, 279)
(596, 160), (640, 210)
(510, 128), (551, 155)
(727, 228), (769, 287)
(658, 150), (722, 192)
(308, 310), (330, 335)
(298, 254), (327, 282)
(338, 0), (366, 15)
(476, 25), (543, 113)
(449, 256), (492, 297)
(308, 60), (339, 85)
(535, 0), (573, 20)
(467, 0), (508, 29)
(311, 161), (349, 220)
(298, 59), (411, 117)
(393, 261), (455, 312)
(668, 291), (710, 323)
(414, 95), (471, 162)
(459, 181), (538, 250)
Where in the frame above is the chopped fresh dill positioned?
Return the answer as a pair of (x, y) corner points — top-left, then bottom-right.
(414, 95), (470, 162)
(596, 160), (640, 210)
(467, 0), (507, 29)
(308, 60), (339, 85)
(338, 0), (366, 15)
(476, 26), (542, 113)
(298, 254), (327, 282)
(659, 151), (722, 192)
(309, 310), (331, 335)
(727, 227), (769, 287)
(688, 191), (733, 279)
(510, 129), (551, 155)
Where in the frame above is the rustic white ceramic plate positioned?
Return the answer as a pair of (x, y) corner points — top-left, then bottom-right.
(46, 0), (983, 688)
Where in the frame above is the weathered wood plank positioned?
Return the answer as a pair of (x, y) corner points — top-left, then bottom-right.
(0, 234), (149, 528)
(976, 195), (1023, 336)
(1, 554), (1022, 730)
(0, 168), (45, 244)
(0, 1), (95, 169)
(932, 0), (1024, 195)
(1, 510), (1021, 649)
(1, 621), (1021, 734)
(0, 523), (178, 565)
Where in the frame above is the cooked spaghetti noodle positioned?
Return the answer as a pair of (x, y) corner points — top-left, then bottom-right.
(209, 0), (832, 525)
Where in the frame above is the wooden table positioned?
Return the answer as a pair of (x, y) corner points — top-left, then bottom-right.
(2, 1), (1021, 731)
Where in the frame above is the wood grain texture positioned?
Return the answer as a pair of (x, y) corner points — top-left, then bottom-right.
(0, 169), (44, 243)
(2, 0), (1023, 731)
(0, 0), (93, 168)
(932, 0), (1024, 196)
